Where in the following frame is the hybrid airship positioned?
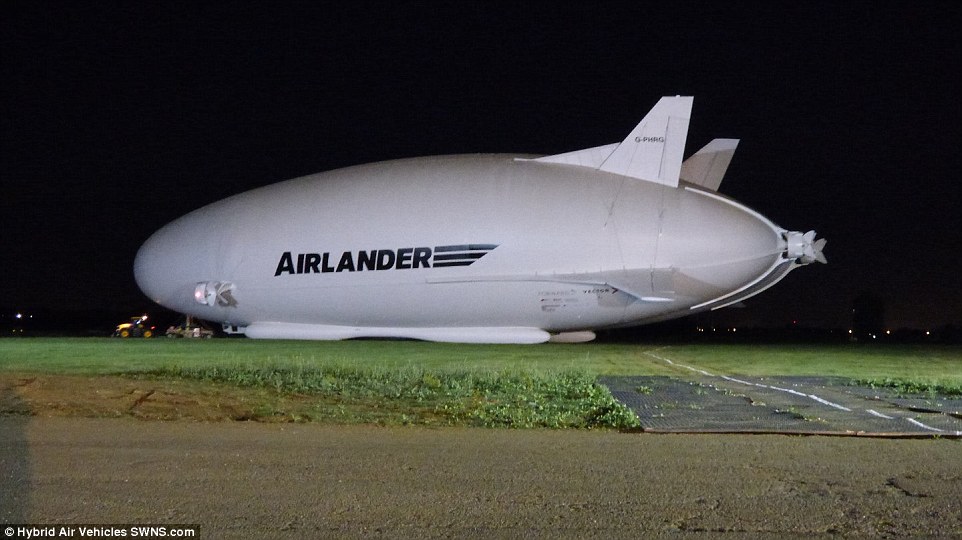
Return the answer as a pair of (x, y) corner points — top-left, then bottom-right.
(135, 96), (826, 344)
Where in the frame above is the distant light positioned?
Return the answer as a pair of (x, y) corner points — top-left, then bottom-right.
(848, 329), (853, 334)
(926, 331), (931, 336)
(886, 330), (891, 335)
(15, 313), (22, 320)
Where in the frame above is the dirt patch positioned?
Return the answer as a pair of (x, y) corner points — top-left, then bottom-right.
(0, 373), (313, 421)
(0, 373), (464, 425)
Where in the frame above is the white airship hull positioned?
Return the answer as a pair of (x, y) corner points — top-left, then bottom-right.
(134, 97), (824, 343)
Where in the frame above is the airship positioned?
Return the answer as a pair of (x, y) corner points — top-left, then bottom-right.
(135, 96), (826, 344)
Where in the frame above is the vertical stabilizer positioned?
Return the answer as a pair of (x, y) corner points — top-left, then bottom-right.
(598, 96), (692, 187)
(680, 138), (739, 191)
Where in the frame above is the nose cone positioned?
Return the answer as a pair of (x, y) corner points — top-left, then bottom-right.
(663, 189), (783, 296)
(134, 210), (225, 313)
(135, 222), (192, 312)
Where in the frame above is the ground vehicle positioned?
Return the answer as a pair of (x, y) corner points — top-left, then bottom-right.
(113, 314), (154, 338)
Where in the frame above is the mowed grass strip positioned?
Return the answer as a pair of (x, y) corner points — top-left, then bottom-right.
(0, 338), (675, 376)
(2, 338), (959, 382)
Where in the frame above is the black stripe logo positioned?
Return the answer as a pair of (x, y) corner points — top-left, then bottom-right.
(432, 244), (499, 267)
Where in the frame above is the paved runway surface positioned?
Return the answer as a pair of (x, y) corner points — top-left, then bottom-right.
(2, 417), (961, 538)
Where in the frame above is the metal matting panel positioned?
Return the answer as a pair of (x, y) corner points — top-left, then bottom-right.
(600, 375), (962, 436)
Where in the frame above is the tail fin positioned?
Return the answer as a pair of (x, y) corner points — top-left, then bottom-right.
(680, 138), (739, 191)
(532, 96), (693, 187)
(598, 96), (692, 187)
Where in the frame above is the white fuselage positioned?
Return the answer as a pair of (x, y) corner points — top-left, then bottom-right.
(134, 154), (797, 342)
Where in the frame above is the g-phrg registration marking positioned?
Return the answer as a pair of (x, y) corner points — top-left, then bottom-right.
(274, 244), (498, 276)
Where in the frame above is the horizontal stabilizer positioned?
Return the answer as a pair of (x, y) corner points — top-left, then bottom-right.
(531, 143), (618, 169)
(533, 96), (693, 187)
(680, 138), (739, 191)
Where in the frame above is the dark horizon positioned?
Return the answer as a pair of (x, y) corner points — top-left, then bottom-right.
(3, 304), (960, 345)
(3, 2), (960, 332)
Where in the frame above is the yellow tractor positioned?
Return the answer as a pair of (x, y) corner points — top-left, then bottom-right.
(113, 314), (154, 338)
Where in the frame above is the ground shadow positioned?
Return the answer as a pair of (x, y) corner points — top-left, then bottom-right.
(0, 376), (32, 523)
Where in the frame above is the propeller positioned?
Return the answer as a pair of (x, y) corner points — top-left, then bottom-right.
(215, 282), (237, 307)
(785, 230), (828, 265)
(811, 237), (828, 264)
(195, 281), (238, 306)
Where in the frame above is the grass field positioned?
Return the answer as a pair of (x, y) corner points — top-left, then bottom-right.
(2, 339), (960, 427)
(1, 338), (665, 375)
(1, 338), (959, 381)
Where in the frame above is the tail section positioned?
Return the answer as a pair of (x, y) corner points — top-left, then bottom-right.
(680, 138), (739, 191)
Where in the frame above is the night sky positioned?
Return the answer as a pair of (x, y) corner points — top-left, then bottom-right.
(3, 2), (960, 331)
